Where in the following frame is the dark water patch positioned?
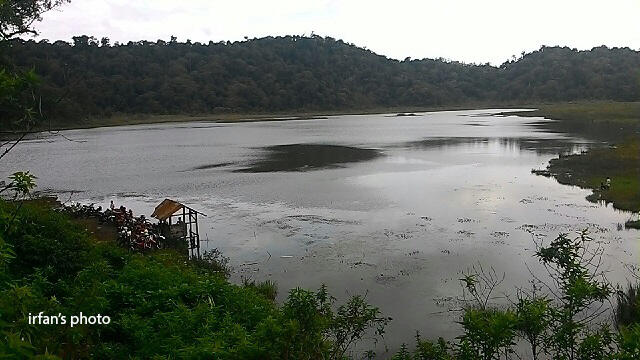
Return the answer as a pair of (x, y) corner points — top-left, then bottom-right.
(235, 144), (382, 172)
(191, 162), (235, 170)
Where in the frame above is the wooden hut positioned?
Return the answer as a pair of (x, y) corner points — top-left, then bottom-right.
(151, 199), (206, 258)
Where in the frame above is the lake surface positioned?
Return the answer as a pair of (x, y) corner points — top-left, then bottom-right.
(3, 109), (638, 355)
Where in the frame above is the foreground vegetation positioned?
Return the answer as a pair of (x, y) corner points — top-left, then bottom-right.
(513, 102), (640, 212)
(3, 199), (640, 359)
(0, 200), (390, 359)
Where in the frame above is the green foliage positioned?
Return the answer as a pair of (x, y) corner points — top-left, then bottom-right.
(413, 337), (454, 360)
(1, 200), (90, 279)
(515, 103), (640, 212)
(1, 171), (37, 197)
(616, 284), (640, 328)
(0, 232), (15, 276)
(191, 248), (232, 278)
(0, 68), (42, 133)
(616, 324), (640, 359)
(575, 326), (615, 360)
(457, 308), (517, 360)
(0, 0), (70, 40)
(329, 291), (389, 359)
(391, 343), (411, 360)
(0, 200), (387, 359)
(242, 277), (278, 301)
(514, 295), (549, 359)
(3, 38), (640, 124)
(547, 138), (640, 212)
(536, 231), (613, 360)
(396, 231), (627, 360)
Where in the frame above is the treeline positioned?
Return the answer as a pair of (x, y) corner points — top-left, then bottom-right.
(2, 35), (640, 122)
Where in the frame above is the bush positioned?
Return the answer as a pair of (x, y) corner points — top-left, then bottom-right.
(0, 200), (387, 359)
(191, 248), (232, 278)
(617, 284), (640, 328)
(396, 231), (631, 360)
(243, 277), (278, 301)
(1, 201), (90, 280)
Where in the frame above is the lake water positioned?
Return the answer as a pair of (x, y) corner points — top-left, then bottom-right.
(3, 109), (638, 355)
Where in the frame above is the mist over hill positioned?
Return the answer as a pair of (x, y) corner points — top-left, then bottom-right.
(3, 35), (640, 122)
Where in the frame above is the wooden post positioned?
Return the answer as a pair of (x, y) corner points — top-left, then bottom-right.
(195, 212), (200, 258)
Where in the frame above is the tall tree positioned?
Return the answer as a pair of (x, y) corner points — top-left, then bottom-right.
(1, 0), (70, 160)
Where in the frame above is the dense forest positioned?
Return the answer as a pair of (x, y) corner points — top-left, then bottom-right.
(2, 35), (640, 123)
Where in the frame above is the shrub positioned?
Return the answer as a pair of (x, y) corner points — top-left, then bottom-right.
(1, 201), (90, 280)
(0, 200), (387, 359)
(243, 277), (278, 301)
(396, 230), (625, 360)
(191, 248), (232, 278)
(616, 283), (640, 328)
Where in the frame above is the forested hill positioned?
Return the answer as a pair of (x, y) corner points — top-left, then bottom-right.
(4, 35), (640, 121)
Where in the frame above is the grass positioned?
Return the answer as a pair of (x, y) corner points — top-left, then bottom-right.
(510, 101), (640, 143)
(514, 101), (640, 122)
(547, 138), (640, 212)
(513, 102), (640, 212)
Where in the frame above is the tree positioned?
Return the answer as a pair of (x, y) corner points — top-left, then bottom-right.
(0, 0), (70, 41)
(0, 0), (71, 156)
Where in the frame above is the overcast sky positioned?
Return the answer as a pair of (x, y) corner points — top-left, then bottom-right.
(33, 0), (640, 65)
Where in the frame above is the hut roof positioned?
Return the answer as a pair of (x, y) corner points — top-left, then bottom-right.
(151, 199), (206, 221)
(151, 199), (183, 220)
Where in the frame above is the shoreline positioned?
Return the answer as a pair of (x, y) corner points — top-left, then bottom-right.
(511, 102), (640, 213)
(15, 101), (623, 136)
(33, 100), (636, 134)
(26, 103), (538, 133)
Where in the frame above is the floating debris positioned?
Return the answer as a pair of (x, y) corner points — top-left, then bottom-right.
(457, 230), (475, 237)
(457, 217), (478, 223)
(490, 231), (510, 238)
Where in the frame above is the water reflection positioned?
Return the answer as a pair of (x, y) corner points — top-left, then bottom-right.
(403, 136), (590, 155)
(235, 143), (382, 172)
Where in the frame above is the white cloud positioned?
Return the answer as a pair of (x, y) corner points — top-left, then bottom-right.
(33, 0), (640, 65)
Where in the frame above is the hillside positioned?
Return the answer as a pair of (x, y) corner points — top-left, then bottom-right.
(3, 35), (640, 125)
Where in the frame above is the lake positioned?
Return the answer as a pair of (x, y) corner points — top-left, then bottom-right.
(3, 109), (638, 354)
